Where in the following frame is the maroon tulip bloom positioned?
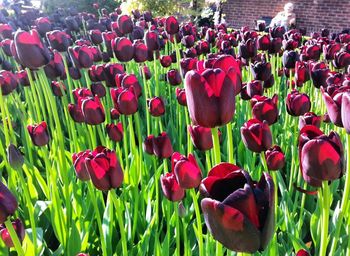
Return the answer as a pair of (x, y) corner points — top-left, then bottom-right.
(140, 65), (152, 80)
(0, 24), (13, 40)
(246, 80), (263, 99)
(200, 163), (274, 253)
(165, 16), (179, 35)
(121, 74), (142, 98)
(0, 70), (18, 96)
(117, 15), (133, 35)
(180, 57), (197, 77)
(286, 90), (311, 116)
(269, 26), (285, 38)
(91, 82), (106, 98)
(143, 135), (155, 155)
(167, 69), (182, 86)
(72, 150), (91, 181)
(133, 41), (148, 63)
(51, 81), (66, 97)
(0, 219), (25, 247)
(176, 88), (187, 106)
(0, 181), (17, 224)
(44, 50), (66, 80)
(104, 63), (124, 87)
(160, 172), (185, 202)
(152, 132), (173, 158)
(185, 68), (236, 128)
(296, 249), (310, 256)
(172, 152), (202, 189)
(323, 43), (341, 60)
(112, 37), (134, 62)
(110, 108), (120, 120)
(160, 55), (172, 68)
(299, 112), (322, 130)
(85, 146), (124, 190)
(111, 87), (138, 115)
(294, 61), (310, 87)
(13, 29), (51, 69)
(299, 125), (344, 187)
(250, 61), (271, 82)
(341, 92), (350, 133)
(106, 123), (123, 142)
(81, 96), (105, 125)
(27, 121), (50, 146)
(181, 35), (195, 48)
(145, 31), (160, 51)
(265, 146), (285, 170)
(238, 39), (257, 59)
(68, 104), (84, 123)
(89, 29), (103, 45)
(1, 39), (13, 57)
(188, 125), (216, 151)
(35, 17), (52, 36)
(251, 94), (278, 125)
(282, 50), (299, 69)
(147, 97), (165, 117)
(89, 65), (106, 82)
(257, 35), (270, 51)
(310, 62), (330, 88)
(333, 51), (350, 69)
(69, 45), (94, 69)
(241, 119), (272, 153)
(268, 38), (282, 55)
(303, 44), (321, 61)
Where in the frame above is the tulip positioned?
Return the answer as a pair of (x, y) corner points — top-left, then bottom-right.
(341, 92), (350, 133)
(299, 125), (344, 187)
(299, 112), (322, 129)
(72, 150), (91, 181)
(246, 80), (263, 99)
(180, 57), (197, 77)
(172, 152), (202, 189)
(176, 88), (187, 106)
(0, 181), (18, 224)
(181, 35), (195, 48)
(106, 123), (124, 142)
(160, 172), (185, 202)
(147, 97), (165, 117)
(145, 30), (160, 51)
(81, 96), (105, 125)
(51, 81), (66, 97)
(35, 17), (52, 36)
(110, 108), (120, 120)
(27, 121), (50, 146)
(184, 68), (236, 128)
(333, 51), (350, 69)
(270, 26), (285, 38)
(121, 74), (142, 98)
(112, 37), (134, 62)
(0, 219), (25, 247)
(323, 43), (341, 60)
(167, 69), (182, 86)
(68, 45), (94, 69)
(188, 125), (217, 151)
(44, 50), (66, 80)
(139, 65), (152, 80)
(0, 24), (13, 40)
(251, 94), (278, 125)
(69, 67), (82, 80)
(117, 15), (133, 35)
(13, 29), (51, 69)
(15, 70), (29, 87)
(111, 87), (138, 115)
(89, 29), (103, 45)
(268, 37), (282, 55)
(238, 38), (257, 59)
(0, 70), (18, 96)
(310, 62), (329, 88)
(152, 132), (173, 158)
(133, 40), (148, 63)
(102, 31), (117, 57)
(200, 163), (274, 253)
(286, 90), (311, 116)
(296, 249), (310, 256)
(1, 39), (12, 57)
(104, 63), (124, 87)
(85, 146), (124, 190)
(294, 61), (310, 87)
(251, 61), (271, 82)
(257, 35), (270, 51)
(143, 135), (155, 155)
(282, 50), (299, 69)
(265, 145), (285, 170)
(241, 119), (272, 153)
(165, 16), (179, 35)
(160, 55), (172, 68)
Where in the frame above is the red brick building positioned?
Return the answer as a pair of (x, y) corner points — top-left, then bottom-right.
(222, 0), (350, 34)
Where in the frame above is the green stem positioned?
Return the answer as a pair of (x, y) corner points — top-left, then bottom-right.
(226, 122), (234, 163)
(190, 189), (203, 256)
(319, 181), (330, 256)
(175, 202), (181, 256)
(4, 219), (25, 256)
(211, 127), (221, 164)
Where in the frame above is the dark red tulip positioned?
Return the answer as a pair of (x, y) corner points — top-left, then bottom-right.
(0, 219), (25, 247)
(0, 24), (13, 40)
(294, 61), (310, 86)
(111, 87), (138, 115)
(102, 31), (117, 57)
(7, 144), (24, 170)
(1, 39), (12, 57)
(147, 97), (165, 117)
(246, 80), (263, 99)
(27, 121), (49, 146)
(299, 125), (344, 187)
(265, 145), (285, 170)
(89, 65), (106, 82)
(282, 50), (299, 69)
(172, 152), (202, 189)
(251, 94), (278, 125)
(112, 37), (134, 62)
(200, 163), (274, 253)
(165, 16), (179, 35)
(283, 39), (299, 51)
(143, 135), (155, 155)
(133, 40), (148, 63)
(310, 61), (329, 88)
(181, 35), (195, 48)
(72, 150), (91, 181)
(106, 123), (123, 142)
(0, 181), (17, 224)
(341, 92), (350, 133)
(91, 82), (106, 98)
(286, 90), (311, 116)
(145, 30), (160, 51)
(167, 69), (182, 86)
(188, 125), (216, 151)
(44, 50), (66, 80)
(268, 37), (282, 55)
(184, 68), (236, 128)
(333, 51), (350, 69)
(299, 112), (322, 130)
(110, 108), (120, 120)
(296, 249), (310, 256)
(89, 29), (103, 45)
(51, 81), (66, 97)
(270, 26), (285, 38)
(238, 38), (257, 59)
(160, 172), (185, 202)
(180, 57), (197, 77)
(35, 17), (52, 36)
(250, 61), (271, 82)
(90, 46), (102, 62)
(152, 132), (173, 158)
(257, 35), (270, 51)
(85, 146), (124, 190)
(323, 43), (341, 60)
(0, 70), (18, 96)
(160, 55), (172, 68)
(104, 63), (124, 87)
(117, 15), (133, 35)
(81, 96), (105, 125)
(69, 45), (94, 69)
(69, 67), (82, 80)
(13, 29), (51, 69)
(241, 119), (272, 153)
(176, 88), (187, 106)
(140, 65), (152, 80)
(68, 104), (85, 123)
(121, 74), (141, 98)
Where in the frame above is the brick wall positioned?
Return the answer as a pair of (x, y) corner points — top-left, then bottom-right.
(222, 0), (350, 34)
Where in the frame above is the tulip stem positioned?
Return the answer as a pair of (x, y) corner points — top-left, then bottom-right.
(4, 219), (25, 256)
(174, 202), (181, 256)
(329, 133), (350, 255)
(226, 122), (234, 163)
(211, 127), (221, 164)
(190, 188), (204, 256)
(320, 181), (330, 256)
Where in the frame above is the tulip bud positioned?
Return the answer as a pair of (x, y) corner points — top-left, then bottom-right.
(81, 96), (105, 125)
(241, 119), (272, 153)
(112, 37), (134, 62)
(152, 132), (173, 158)
(172, 152), (202, 189)
(0, 219), (25, 247)
(299, 112), (322, 130)
(0, 181), (17, 224)
(7, 144), (24, 170)
(91, 82), (106, 98)
(265, 145), (285, 170)
(251, 94), (278, 125)
(165, 16), (179, 35)
(51, 81), (66, 97)
(282, 50), (299, 69)
(106, 123), (123, 142)
(111, 87), (138, 115)
(72, 150), (91, 181)
(147, 97), (165, 117)
(27, 121), (50, 146)
(286, 90), (311, 116)
(167, 69), (182, 86)
(47, 30), (72, 52)
(250, 61), (271, 82)
(160, 172), (185, 202)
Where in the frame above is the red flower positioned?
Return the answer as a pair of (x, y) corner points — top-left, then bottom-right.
(172, 152), (202, 189)
(72, 150), (91, 181)
(0, 181), (17, 224)
(117, 15), (133, 35)
(265, 145), (285, 170)
(286, 90), (311, 116)
(160, 172), (185, 202)
(251, 94), (278, 125)
(27, 121), (50, 146)
(111, 87), (138, 115)
(299, 112), (322, 130)
(112, 37), (134, 62)
(81, 96), (105, 125)
(147, 97), (165, 117)
(106, 123), (124, 142)
(240, 119), (272, 153)
(165, 16), (179, 35)
(68, 45), (94, 69)
(152, 132), (173, 158)
(167, 69), (182, 86)
(0, 219), (25, 247)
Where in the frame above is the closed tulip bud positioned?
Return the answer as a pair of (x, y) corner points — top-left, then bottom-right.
(238, 38), (257, 59)
(13, 29), (51, 69)
(282, 50), (299, 69)
(121, 74), (142, 98)
(51, 81), (66, 97)
(323, 43), (341, 60)
(160, 55), (172, 67)
(27, 121), (50, 146)
(251, 94), (278, 125)
(176, 87), (187, 106)
(270, 25), (285, 38)
(0, 182), (17, 224)
(139, 65), (152, 80)
(250, 61), (271, 82)
(1, 39), (13, 57)
(310, 61), (330, 88)
(110, 108), (120, 120)
(241, 119), (272, 153)
(160, 172), (185, 202)
(296, 249), (310, 256)
(333, 51), (350, 69)
(299, 112), (322, 130)
(200, 163), (274, 253)
(153, 132), (173, 158)
(0, 219), (25, 247)
(104, 63), (124, 87)
(91, 82), (106, 98)
(117, 15), (133, 35)
(165, 16), (179, 35)
(90, 46), (102, 62)
(299, 125), (344, 187)
(265, 145), (285, 170)
(286, 90), (311, 116)
(180, 57), (197, 77)
(0, 70), (18, 96)
(188, 125), (218, 151)
(7, 144), (24, 170)
(257, 35), (270, 51)
(246, 80), (263, 99)
(69, 67), (82, 80)
(85, 146), (123, 190)
(88, 64), (104, 82)
(0, 24), (13, 40)
(133, 41), (148, 63)
(181, 35), (195, 48)
(112, 37), (134, 62)
(167, 69), (182, 86)
(294, 61), (310, 86)
(106, 123), (123, 142)
(111, 87), (138, 115)
(172, 152), (202, 189)
(304, 44), (321, 61)
(145, 30), (160, 51)
(68, 104), (85, 123)
(44, 50), (66, 80)
(35, 17), (52, 36)
(143, 135), (155, 155)
(72, 150), (91, 181)
(89, 29), (103, 45)
(147, 97), (165, 117)
(268, 37), (282, 55)
(81, 96), (105, 125)
(69, 45), (94, 69)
